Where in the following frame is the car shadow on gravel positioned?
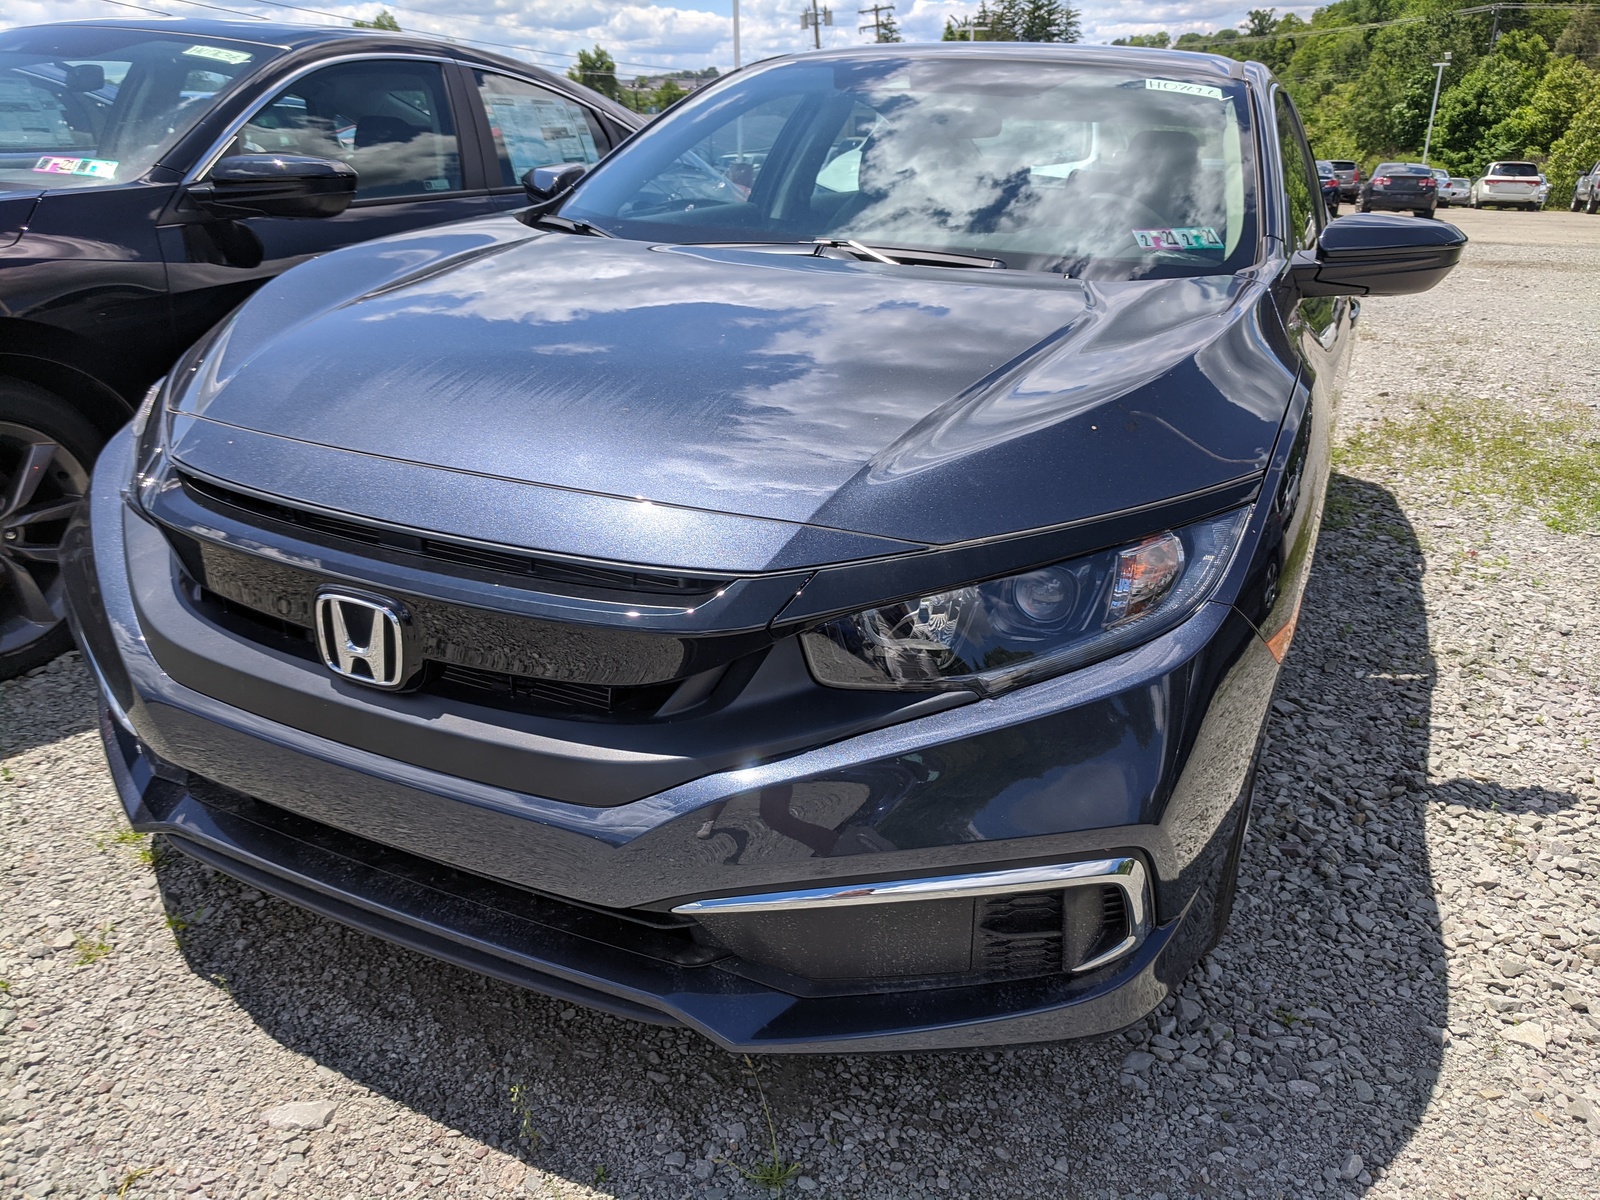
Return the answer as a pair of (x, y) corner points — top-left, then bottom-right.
(145, 473), (1583, 1200)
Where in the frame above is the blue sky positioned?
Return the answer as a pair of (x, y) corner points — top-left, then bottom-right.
(5, 1), (1320, 75)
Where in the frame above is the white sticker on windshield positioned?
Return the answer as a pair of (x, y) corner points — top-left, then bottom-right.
(1145, 79), (1225, 101)
(184, 45), (253, 65)
(1134, 226), (1225, 251)
(33, 156), (118, 178)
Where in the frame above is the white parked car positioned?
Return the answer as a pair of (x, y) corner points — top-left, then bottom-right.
(1469, 161), (1542, 210)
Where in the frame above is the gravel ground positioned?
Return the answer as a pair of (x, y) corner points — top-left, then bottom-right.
(3, 207), (1598, 1200)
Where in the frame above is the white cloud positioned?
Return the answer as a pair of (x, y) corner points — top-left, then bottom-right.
(3, 0), (1321, 74)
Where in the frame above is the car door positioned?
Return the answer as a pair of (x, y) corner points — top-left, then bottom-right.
(457, 67), (613, 212)
(160, 54), (495, 352)
(1265, 86), (1347, 642)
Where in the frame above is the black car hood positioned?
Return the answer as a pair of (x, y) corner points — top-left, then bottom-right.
(172, 218), (1290, 552)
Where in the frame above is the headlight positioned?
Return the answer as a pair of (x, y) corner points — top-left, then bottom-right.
(800, 507), (1249, 695)
(128, 318), (233, 512)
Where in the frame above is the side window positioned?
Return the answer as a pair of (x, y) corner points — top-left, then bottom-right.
(472, 72), (604, 187)
(231, 60), (462, 200)
(1273, 90), (1321, 252)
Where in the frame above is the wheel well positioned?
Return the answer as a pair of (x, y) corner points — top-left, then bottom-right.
(0, 353), (136, 442)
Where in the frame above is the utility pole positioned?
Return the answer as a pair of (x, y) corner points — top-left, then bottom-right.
(953, 15), (989, 41)
(1422, 50), (1451, 167)
(858, 2), (895, 41)
(800, 0), (834, 49)
(733, 0), (740, 69)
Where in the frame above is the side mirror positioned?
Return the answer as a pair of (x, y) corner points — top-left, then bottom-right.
(1291, 213), (1466, 297)
(187, 154), (357, 220)
(523, 162), (587, 205)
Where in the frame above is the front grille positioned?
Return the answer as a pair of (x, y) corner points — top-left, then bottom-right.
(179, 471), (729, 598)
(433, 664), (678, 720)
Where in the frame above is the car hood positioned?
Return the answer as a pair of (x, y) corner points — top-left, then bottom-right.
(171, 217), (1291, 552)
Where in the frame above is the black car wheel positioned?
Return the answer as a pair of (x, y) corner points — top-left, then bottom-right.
(0, 381), (96, 679)
(1587, 194), (1598, 214)
(1359, 201), (1371, 213)
(1573, 194), (1583, 212)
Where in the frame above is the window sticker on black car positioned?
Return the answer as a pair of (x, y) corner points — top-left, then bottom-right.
(1133, 226), (1224, 251)
(33, 155), (117, 178)
(1144, 79), (1224, 101)
(184, 44), (252, 65)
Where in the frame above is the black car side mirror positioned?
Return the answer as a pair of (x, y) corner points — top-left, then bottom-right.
(523, 162), (588, 206)
(187, 155), (358, 220)
(1292, 213), (1466, 297)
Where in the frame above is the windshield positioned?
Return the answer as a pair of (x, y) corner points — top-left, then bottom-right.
(0, 27), (276, 191)
(1489, 162), (1538, 177)
(561, 55), (1258, 280)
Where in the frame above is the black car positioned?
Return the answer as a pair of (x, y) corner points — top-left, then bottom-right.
(64, 44), (1464, 1051)
(1316, 159), (1340, 215)
(0, 20), (637, 678)
(1358, 162), (1437, 217)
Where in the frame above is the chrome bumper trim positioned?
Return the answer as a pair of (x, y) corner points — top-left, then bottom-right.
(673, 858), (1151, 973)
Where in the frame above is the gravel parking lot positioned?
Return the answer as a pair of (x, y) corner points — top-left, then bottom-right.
(3, 206), (1598, 1200)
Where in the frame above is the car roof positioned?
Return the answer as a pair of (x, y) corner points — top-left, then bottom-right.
(6, 18), (638, 125)
(755, 41), (1257, 83)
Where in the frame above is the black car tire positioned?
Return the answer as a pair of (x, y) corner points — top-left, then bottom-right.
(1587, 194), (1598, 214)
(1359, 201), (1371, 213)
(0, 380), (98, 680)
(1414, 209), (1432, 218)
(1572, 194), (1583, 212)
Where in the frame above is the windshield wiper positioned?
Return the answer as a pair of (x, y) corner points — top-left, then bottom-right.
(529, 213), (610, 237)
(811, 239), (1006, 270)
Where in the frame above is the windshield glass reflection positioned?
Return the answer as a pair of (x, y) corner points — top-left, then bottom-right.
(563, 56), (1258, 280)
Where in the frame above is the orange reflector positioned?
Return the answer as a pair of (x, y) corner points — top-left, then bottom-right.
(1265, 596), (1302, 664)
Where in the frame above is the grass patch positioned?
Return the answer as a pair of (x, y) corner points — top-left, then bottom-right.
(730, 1055), (801, 1191)
(73, 924), (115, 966)
(1337, 396), (1600, 534)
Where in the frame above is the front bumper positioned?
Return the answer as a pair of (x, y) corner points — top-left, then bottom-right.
(64, 429), (1280, 1051)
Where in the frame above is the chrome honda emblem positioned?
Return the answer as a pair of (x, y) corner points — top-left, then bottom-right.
(314, 590), (409, 689)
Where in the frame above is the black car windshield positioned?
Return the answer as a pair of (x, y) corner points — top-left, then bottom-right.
(0, 26), (278, 191)
(561, 55), (1258, 279)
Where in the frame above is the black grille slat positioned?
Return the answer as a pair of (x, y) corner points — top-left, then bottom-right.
(178, 472), (728, 598)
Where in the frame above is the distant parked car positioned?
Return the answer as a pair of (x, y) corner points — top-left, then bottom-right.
(1469, 161), (1541, 210)
(1573, 160), (1600, 213)
(0, 18), (639, 678)
(1536, 175), (1550, 207)
(1439, 177), (1470, 205)
(1359, 162), (1437, 217)
(1429, 168), (1452, 205)
(1316, 159), (1340, 214)
(1326, 158), (1359, 200)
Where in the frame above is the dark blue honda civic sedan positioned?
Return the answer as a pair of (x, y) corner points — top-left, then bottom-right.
(62, 44), (1463, 1051)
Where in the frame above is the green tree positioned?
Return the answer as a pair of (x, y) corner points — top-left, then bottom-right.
(567, 46), (621, 102)
(942, 0), (1079, 42)
(1545, 88), (1600, 204)
(1431, 31), (1548, 171)
(1111, 32), (1170, 48)
(1242, 8), (1278, 38)
(875, 10), (903, 42)
(652, 79), (688, 111)
(1484, 54), (1597, 161)
(352, 9), (400, 30)
(1554, 8), (1600, 67)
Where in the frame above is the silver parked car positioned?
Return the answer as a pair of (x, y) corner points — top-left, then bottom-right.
(1439, 177), (1470, 205)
